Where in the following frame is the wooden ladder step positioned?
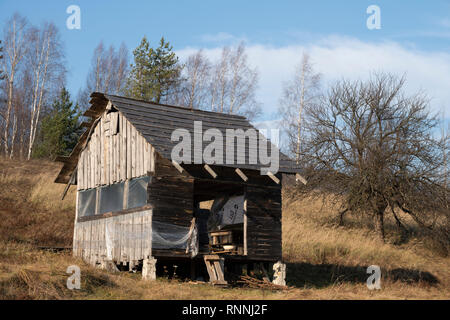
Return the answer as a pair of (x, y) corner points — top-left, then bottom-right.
(203, 255), (228, 286)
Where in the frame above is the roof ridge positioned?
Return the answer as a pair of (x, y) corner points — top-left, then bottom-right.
(98, 92), (248, 120)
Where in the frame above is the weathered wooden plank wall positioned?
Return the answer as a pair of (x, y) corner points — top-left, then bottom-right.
(73, 209), (152, 264)
(148, 154), (194, 228)
(77, 110), (155, 190)
(245, 184), (282, 261)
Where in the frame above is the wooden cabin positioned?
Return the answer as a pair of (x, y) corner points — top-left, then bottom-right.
(55, 93), (302, 284)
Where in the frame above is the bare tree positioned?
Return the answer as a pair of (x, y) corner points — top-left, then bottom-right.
(78, 42), (129, 110)
(1, 13), (28, 156)
(26, 22), (66, 160)
(279, 53), (321, 161)
(299, 73), (449, 242)
(182, 50), (211, 109)
(0, 40), (4, 81)
(208, 43), (260, 120)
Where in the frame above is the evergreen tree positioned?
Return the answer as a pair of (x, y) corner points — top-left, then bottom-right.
(33, 88), (81, 159)
(125, 36), (182, 103)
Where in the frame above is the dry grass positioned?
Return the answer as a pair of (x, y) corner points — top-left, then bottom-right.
(0, 157), (76, 246)
(0, 157), (448, 299)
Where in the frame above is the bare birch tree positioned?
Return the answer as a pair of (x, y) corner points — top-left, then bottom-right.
(78, 42), (129, 110)
(207, 43), (260, 120)
(278, 52), (321, 161)
(1, 13), (28, 156)
(26, 22), (65, 160)
(182, 50), (211, 109)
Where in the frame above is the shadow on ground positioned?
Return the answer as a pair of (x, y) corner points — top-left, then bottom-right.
(286, 262), (439, 288)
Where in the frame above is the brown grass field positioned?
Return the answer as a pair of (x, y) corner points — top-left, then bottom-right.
(0, 158), (448, 299)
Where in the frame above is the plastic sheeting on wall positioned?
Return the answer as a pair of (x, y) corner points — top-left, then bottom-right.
(78, 188), (96, 217)
(127, 176), (150, 209)
(152, 220), (198, 257)
(99, 182), (125, 214)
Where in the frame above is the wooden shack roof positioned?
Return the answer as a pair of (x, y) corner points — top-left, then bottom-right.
(55, 92), (302, 184)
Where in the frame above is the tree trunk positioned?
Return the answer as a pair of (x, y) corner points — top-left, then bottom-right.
(374, 208), (386, 242)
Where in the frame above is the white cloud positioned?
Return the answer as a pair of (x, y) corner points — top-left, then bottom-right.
(438, 18), (450, 28)
(177, 35), (450, 120)
(199, 32), (246, 44)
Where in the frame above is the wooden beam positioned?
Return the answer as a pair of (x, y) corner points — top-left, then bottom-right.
(243, 195), (247, 256)
(55, 156), (70, 163)
(204, 164), (218, 178)
(267, 171), (280, 184)
(295, 173), (307, 185)
(172, 160), (184, 173)
(235, 168), (248, 182)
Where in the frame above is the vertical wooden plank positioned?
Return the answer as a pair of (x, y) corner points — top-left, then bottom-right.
(116, 123), (120, 182)
(117, 216), (122, 262)
(112, 123), (116, 183)
(78, 154), (82, 190)
(108, 114), (113, 185)
(136, 134), (141, 176)
(123, 180), (129, 210)
(131, 125), (136, 177)
(97, 123), (101, 187)
(73, 191), (79, 256)
(150, 146), (155, 174)
(131, 213), (136, 262)
(126, 118), (131, 179)
(139, 212), (144, 260)
(90, 131), (95, 188)
(244, 197), (248, 256)
(121, 114), (126, 181)
(89, 139), (93, 188)
(104, 114), (109, 185)
(87, 147), (91, 189)
(101, 116), (106, 185)
(119, 113), (124, 181)
(87, 221), (92, 264)
(144, 139), (149, 173)
(140, 135), (145, 176)
(82, 151), (87, 190)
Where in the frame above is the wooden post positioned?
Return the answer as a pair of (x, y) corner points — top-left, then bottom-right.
(142, 257), (157, 281)
(190, 259), (196, 280)
(243, 192), (248, 256)
(272, 261), (286, 286)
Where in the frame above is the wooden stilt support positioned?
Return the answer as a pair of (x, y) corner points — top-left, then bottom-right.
(142, 257), (157, 281)
(203, 255), (227, 286)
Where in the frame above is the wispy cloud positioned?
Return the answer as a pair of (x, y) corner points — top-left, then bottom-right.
(199, 32), (247, 44)
(438, 18), (450, 28)
(177, 35), (450, 119)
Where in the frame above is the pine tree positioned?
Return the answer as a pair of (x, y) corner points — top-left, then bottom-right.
(125, 36), (182, 103)
(33, 88), (81, 159)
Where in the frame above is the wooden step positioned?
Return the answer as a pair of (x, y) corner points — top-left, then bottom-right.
(203, 255), (227, 286)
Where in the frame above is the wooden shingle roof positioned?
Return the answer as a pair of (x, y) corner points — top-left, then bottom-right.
(55, 92), (301, 184)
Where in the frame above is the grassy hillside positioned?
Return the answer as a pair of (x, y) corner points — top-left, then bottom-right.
(0, 158), (448, 299)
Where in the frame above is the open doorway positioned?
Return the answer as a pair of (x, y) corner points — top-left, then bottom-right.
(193, 180), (246, 256)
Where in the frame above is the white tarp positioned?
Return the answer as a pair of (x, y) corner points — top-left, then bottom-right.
(208, 195), (245, 230)
(220, 195), (244, 225)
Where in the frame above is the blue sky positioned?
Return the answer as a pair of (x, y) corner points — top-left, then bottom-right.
(1, 0), (450, 122)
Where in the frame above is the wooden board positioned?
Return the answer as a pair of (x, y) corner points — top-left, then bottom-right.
(77, 110), (156, 190)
